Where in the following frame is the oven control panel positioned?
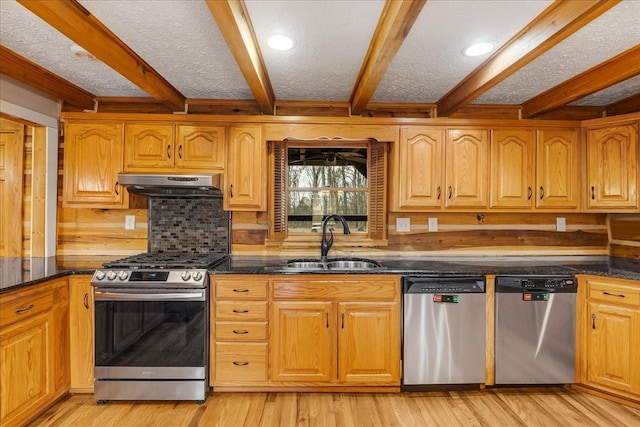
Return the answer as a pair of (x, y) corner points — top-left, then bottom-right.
(91, 269), (208, 287)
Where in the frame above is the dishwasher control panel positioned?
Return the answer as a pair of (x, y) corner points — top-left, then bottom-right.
(403, 276), (485, 294)
(496, 276), (577, 293)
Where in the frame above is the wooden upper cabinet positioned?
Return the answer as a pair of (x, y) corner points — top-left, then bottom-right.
(124, 123), (174, 171)
(175, 125), (225, 170)
(445, 129), (489, 208)
(490, 129), (535, 208)
(124, 124), (225, 172)
(536, 129), (581, 209)
(587, 124), (638, 209)
(224, 125), (266, 211)
(63, 122), (128, 208)
(397, 127), (444, 208)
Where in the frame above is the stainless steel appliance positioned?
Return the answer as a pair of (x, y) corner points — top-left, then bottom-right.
(494, 275), (577, 385)
(402, 276), (486, 388)
(117, 173), (222, 197)
(91, 252), (227, 403)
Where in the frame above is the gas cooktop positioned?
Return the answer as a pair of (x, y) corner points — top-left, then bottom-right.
(103, 252), (228, 270)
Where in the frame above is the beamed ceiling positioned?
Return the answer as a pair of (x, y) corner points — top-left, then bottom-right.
(0, 0), (639, 120)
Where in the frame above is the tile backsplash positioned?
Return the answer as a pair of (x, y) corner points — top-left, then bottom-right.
(148, 197), (230, 254)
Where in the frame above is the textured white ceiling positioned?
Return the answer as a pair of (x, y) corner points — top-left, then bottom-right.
(371, 0), (554, 103)
(0, 0), (637, 110)
(77, 0), (253, 99)
(475, 0), (640, 105)
(0, 0), (145, 97)
(245, 0), (385, 101)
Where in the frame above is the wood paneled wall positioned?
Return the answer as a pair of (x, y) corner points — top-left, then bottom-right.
(609, 215), (640, 261)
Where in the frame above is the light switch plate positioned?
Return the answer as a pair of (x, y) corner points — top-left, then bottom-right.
(428, 217), (438, 232)
(556, 217), (566, 232)
(125, 215), (136, 230)
(396, 218), (410, 232)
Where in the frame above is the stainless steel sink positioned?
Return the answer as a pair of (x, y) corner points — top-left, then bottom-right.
(280, 257), (382, 271)
(326, 259), (381, 270)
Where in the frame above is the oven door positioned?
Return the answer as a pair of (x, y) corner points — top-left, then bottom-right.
(93, 287), (208, 381)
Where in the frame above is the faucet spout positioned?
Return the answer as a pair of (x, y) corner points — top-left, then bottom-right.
(320, 214), (351, 260)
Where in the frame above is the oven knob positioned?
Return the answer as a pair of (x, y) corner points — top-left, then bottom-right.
(94, 270), (106, 281)
(106, 271), (118, 281)
(118, 271), (129, 281)
(180, 271), (192, 281)
(192, 271), (203, 281)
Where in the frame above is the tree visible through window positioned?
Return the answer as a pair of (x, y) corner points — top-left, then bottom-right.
(287, 147), (368, 233)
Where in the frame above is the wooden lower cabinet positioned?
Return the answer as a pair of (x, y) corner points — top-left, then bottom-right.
(69, 275), (95, 392)
(0, 278), (69, 427)
(577, 275), (640, 403)
(270, 275), (401, 388)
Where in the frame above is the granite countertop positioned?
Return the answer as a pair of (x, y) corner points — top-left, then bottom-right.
(1, 255), (639, 294)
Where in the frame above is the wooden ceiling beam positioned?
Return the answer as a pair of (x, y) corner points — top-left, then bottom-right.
(350, 0), (426, 116)
(522, 45), (640, 118)
(205, 0), (275, 115)
(605, 92), (640, 117)
(436, 0), (619, 117)
(16, 0), (186, 112)
(0, 46), (95, 110)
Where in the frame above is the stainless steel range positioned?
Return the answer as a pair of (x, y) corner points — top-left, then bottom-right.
(91, 252), (227, 403)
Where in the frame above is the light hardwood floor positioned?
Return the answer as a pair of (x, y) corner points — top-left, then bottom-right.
(30, 388), (640, 427)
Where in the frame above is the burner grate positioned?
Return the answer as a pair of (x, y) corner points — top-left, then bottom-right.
(103, 252), (228, 269)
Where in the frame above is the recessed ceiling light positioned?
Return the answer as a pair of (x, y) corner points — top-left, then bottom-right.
(463, 42), (495, 57)
(267, 35), (293, 51)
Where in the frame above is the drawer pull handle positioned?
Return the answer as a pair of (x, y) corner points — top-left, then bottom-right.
(527, 186), (532, 200)
(592, 313), (596, 329)
(539, 186), (544, 200)
(233, 362), (249, 366)
(232, 309), (249, 313)
(591, 186), (595, 200)
(178, 145), (183, 159)
(167, 145), (171, 159)
(233, 330), (249, 335)
(229, 184), (234, 198)
(437, 186), (441, 200)
(15, 304), (34, 314)
(448, 186), (452, 199)
(603, 291), (625, 298)
(114, 181), (120, 196)
(326, 312), (329, 328)
(233, 289), (249, 293)
(83, 293), (89, 309)
(341, 313), (345, 329)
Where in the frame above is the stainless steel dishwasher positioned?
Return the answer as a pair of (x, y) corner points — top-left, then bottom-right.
(495, 275), (577, 385)
(402, 276), (486, 388)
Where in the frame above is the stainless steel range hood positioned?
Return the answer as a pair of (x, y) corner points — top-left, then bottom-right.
(118, 173), (222, 197)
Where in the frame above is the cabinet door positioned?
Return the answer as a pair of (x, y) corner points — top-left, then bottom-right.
(224, 125), (266, 211)
(69, 276), (94, 392)
(587, 124), (638, 209)
(338, 302), (400, 384)
(445, 129), (489, 208)
(271, 301), (334, 382)
(397, 127), (444, 208)
(490, 129), (535, 208)
(175, 125), (225, 170)
(588, 302), (640, 396)
(124, 123), (174, 171)
(536, 129), (580, 209)
(0, 311), (55, 427)
(63, 123), (127, 208)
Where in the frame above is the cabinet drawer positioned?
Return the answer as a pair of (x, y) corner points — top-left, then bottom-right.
(589, 281), (640, 306)
(215, 342), (268, 382)
(215, 301), (268, 320)
(215, 279), (268, 299)
(216, 321), (268, 340)
(0, 290), (55, 328)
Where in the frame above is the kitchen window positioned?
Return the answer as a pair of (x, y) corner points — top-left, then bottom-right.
(269, 140), (387, 243)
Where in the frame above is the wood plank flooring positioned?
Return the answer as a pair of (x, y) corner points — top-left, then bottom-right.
(30, 388), (640, 427)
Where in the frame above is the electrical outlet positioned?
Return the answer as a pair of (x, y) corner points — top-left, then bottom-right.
(396, 218), (410, 232)
(556, 217), (566, 232)
(125, 215), (136, 230)
(428, 217), (438, 232)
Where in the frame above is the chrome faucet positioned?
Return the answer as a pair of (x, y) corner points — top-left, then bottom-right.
(320, 214), (351, 260)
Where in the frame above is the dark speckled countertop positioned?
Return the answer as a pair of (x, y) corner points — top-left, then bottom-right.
(1, 255), (639, 294)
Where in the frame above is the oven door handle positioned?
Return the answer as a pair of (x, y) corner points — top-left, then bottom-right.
(94, 291), (205, 301)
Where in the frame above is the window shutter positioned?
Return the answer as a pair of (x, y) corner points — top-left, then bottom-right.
(369, 141), (388, 240)
(270, 141), (288, 240)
